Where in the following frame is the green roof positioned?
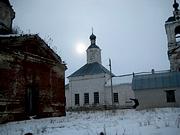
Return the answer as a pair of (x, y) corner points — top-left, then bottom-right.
(132, 71), (180, 90)
(68, 62), (113, 77)
(166, 16), (176, 23)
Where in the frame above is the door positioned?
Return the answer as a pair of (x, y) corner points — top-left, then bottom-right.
(25, 84), (39, 116)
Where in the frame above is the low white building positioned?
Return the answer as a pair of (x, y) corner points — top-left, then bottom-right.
(132, 71), (180, 110)
(66, 33), (134, 110)
(105, 77), (134, 108)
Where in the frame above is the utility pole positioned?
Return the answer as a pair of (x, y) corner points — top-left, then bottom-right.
(109, 59), (114, 107)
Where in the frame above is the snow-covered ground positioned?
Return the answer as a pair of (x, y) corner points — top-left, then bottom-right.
(0, 108), (180, 135)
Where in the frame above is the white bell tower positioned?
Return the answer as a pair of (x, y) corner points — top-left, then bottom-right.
(86, 31), (102, 64)
(165, 0), (180, 71)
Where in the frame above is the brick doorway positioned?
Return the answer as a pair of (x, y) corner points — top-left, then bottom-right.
(25, 84), (39, 116)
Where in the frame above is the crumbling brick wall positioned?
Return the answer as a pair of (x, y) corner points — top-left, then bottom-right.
(0, 35), (66, 123)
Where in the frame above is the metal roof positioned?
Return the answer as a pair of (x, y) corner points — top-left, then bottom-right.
(166, 16), (176, 23)
(132, 71), (180, 90)
(87, 44), (100, 49)
(68, 62), (112, 77)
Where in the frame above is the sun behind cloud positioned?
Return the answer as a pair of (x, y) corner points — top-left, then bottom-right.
(76, 42), (87, 55)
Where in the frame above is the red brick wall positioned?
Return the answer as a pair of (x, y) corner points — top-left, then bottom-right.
(0, 53), (66, 123)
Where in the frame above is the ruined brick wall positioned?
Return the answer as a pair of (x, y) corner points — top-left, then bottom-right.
(0, 35), (66, 123)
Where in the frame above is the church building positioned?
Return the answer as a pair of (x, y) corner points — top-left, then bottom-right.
(66, 33), (134, 110)
(0, 0), (66, 123)
(132, 0), (180, 110)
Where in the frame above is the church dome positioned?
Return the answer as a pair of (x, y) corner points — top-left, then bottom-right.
(89, 33), (96, 40)
(173, 0), (179, 11)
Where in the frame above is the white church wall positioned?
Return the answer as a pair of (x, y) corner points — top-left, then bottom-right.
(105, 83), (135, 107)
(65, 85), (70, 109)
(134, 87), (180, 110)
(67, 74), (107, 109)
(87, 48), (101, 64)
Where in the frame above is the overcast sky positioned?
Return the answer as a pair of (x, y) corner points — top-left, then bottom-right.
(10, 0), (175, 82)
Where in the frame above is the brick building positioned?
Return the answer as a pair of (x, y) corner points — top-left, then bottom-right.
(0, 0), (66, 123)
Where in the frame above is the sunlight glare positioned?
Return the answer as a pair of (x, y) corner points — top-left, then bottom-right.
(76, 43), (86, 55)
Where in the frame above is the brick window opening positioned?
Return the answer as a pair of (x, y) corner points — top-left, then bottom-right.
(94, 92), (99, 104)
(84, 93), (89, 104)
(166, 90), (176, 103)
(113, 93), (119, 103)
(75, 94), (80, 105)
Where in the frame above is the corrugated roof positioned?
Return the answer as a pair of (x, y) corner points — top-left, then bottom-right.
(132, 72), (180, 90)
(68, 62), (112, 77)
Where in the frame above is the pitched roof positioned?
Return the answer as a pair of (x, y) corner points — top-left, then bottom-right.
(68, 62), (113, 77)
(132, 71), (180, 90)
(0, 34), (64, 64)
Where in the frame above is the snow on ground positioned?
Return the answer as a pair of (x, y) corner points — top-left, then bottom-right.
(0, 108), (180, 135)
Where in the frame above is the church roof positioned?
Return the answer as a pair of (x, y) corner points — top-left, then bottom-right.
(0, 34), (64, 64)
(68, 62), (113, 77)
(89, 33), (96, 40)
(132, 71), (180, 90)
(166, 16), (176, 23)
(87, 44), (100, 49)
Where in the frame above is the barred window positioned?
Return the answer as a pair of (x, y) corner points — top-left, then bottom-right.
(84, 93), (89, 104)
(94, 92), (99, 104)
(166, 90), (176, 103)
(113, 93), (119, 103)
(75, 94), (80, 105)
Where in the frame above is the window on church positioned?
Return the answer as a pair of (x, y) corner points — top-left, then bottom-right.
(94, 92), (99, 104)
(113, 93), (119, 103)
(84, 93), (89, 104)
(166, 90), (176, 103)
(175, 26), (180, 42)
(176, 34), (180, 42)
(75, 94), (80, 105)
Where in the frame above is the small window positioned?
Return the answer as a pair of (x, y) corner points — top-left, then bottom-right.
(113, 93), (119, 103)
(84, 93), (89, 104)
(166, 90), (176, 103)
(75, 94), (80, 105)
(94, 92), (99, 104)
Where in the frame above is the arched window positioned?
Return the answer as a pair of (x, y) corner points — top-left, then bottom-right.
(175, 26), (180, 42)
